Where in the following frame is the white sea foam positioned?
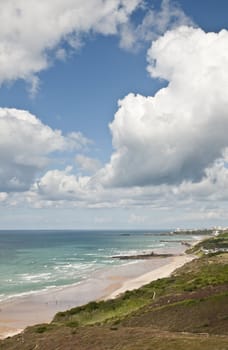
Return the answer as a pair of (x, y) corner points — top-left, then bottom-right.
(0, 294), (6, 302)
(19, 273), (52, 282)
(0, 284), (62, 302)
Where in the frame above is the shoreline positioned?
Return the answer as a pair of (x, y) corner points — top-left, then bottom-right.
(0, 243), (199, 339)
(106, 254), (194, 299)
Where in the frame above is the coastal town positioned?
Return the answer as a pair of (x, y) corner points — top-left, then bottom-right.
(171, 226), (228, 235)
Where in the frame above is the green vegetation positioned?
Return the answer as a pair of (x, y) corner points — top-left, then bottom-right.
(1, 233), (228, 349)
(48, 253), (228, 333)
(53, 292), (151, 327)
(33, 325), (51, 334)
(187, 231), (228, 255)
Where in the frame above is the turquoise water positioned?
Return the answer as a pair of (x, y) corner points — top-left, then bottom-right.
(0, 230), (194, 301)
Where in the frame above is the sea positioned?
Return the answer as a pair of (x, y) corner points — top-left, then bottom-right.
(0, 230), (196, 302)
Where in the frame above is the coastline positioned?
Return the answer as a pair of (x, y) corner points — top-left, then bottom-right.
(106, 254), (194, 299)
(0, 244), (197, 339)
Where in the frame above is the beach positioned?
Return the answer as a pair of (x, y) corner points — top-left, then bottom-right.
(0, 250), (195, 339)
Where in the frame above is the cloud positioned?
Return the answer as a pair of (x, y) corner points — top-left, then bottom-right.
(128, 213), (146, 224)
(3, 157), (228, 222)
(120, 0), (194, 50)
(75, 154), (102, 173)
(2, 22), (228, 222)
(175, 160), (228, 202)
(0, 0), (141, 90)
(0, 108), (90, 192)
(99, 26), (228, 187)
(22, 163), (171, 209)
(34, 167), (91, 201)
(0, 192), (8, 202)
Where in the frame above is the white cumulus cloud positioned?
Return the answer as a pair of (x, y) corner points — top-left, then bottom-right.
(0, 0), (141, 90)
(99, 26), (228, 187)
(34, 167), (91, 201)
(75, 154), (102, 173)
(0, 108), (90, 192)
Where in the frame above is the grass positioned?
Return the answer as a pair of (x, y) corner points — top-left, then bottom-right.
(53, 292), (150, 326)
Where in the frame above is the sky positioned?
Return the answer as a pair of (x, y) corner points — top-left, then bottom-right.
(1, 0), (228, 230)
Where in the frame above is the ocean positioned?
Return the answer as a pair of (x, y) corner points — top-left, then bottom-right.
(0, 230), (194, 301)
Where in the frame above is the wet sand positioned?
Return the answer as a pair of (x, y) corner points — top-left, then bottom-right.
(0, 246), (195, 339)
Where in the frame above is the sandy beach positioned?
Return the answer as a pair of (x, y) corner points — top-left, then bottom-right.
(107, 254), (194, 299)
(0, 246), (196, 340)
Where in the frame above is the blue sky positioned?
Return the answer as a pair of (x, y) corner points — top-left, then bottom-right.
(1, 0), (228, 229)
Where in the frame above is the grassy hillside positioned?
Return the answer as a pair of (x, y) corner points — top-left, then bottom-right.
(1, 234), (228, 350)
